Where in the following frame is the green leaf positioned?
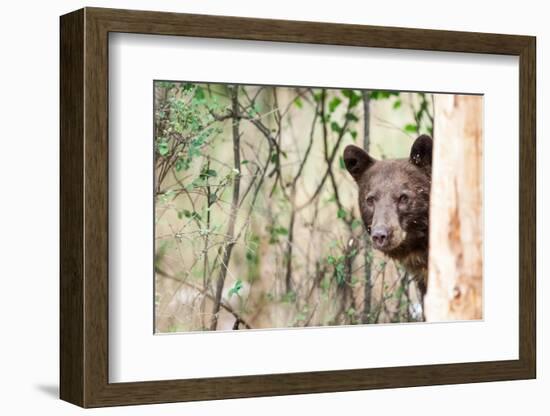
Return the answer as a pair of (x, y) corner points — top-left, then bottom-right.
(190, 177), (207, 188)
(179, 209), (202, 221)
(351, 218), (363, 229)
(326, 194), (337, 203)
(350, 95), (361, 108)
(275, 226), (288, 235)
(267, 224), (288, 243)
(246, 250), (256, 262)
(369, 90), (397, 100)
(394, 285), (405, 299)
(345, 113), (359, 122)
(175, 158), (189, 171)
(320, 276), (330, 293)
(194, 86), (205, 101)
(281, 291), (297, 303)
(369, 91), (380, 100)
(157, 141), (169, 156)
(228, 279), (244, 298)
(295, 312), (307, 322)
(205, 169), (217, 177)
(337, 208), (347, 219)
(338, 155), (346, 170)
(208, 194), (217, 205)
(330, 121), (342, 133)
(349, 130), (358, 141)
(294, 97), (303, 108)
(342, 89), (361, 108)
(341, 89), (353, 99)
(158, 81), (175, 89)
(393, 99), (402, 109)
(335, 262), (346, 285)
(182, 83), (195, 91)
(404, 123), (418, 133)
(247, 104), (261, 117)
(328, 97), (342, 113)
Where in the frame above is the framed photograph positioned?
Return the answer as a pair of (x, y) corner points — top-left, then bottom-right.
(60, 7), (536, 408)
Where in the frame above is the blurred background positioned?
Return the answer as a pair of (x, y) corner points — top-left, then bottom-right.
(154, 82), (435, 332)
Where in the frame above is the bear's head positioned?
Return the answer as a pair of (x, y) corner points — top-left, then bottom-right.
(343, 135), (432, 261)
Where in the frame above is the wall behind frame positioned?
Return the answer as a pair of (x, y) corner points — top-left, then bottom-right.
(0, 0), (545, 415)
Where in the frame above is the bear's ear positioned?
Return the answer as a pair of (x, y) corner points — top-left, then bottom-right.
(343, 145), (375, 181)
(409, 135), (433, 169)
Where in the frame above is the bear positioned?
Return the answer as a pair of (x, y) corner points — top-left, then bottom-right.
(343, 135), (432, 296)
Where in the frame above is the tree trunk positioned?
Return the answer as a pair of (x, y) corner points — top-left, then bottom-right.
(361, 90), (373, 323)
(425, 95), (483, 321)
(210, 86), (241, 330)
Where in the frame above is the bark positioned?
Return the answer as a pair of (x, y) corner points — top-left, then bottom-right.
(425, 95), (483, 321)
(210, 86), (241, 330)
(361, 90), (373, 323)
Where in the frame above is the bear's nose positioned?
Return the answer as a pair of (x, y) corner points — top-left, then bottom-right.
(371, 226), (390, 248)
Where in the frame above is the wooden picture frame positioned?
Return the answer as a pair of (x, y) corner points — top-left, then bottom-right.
(60, 7), (536, 408)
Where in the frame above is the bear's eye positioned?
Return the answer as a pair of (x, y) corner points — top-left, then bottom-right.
(399, 194), (409, 204)
(366, 196), (375, 206)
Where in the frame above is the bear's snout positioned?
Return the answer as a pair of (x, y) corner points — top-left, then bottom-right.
(371, 226), (392, 249)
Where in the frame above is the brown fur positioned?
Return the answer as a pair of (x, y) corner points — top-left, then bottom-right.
(343, 135), (432, 295)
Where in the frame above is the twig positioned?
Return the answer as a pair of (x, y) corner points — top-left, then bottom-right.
(295, 91), (351, 211)
(156, 267), (252, 329)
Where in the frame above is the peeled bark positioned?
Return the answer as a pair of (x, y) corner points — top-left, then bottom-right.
(425, 95), (483, 321)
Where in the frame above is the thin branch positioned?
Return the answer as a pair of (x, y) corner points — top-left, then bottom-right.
(284, 100), (320, 293)
(295, 91), (351, 211)
(157, 267), (252, 329)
